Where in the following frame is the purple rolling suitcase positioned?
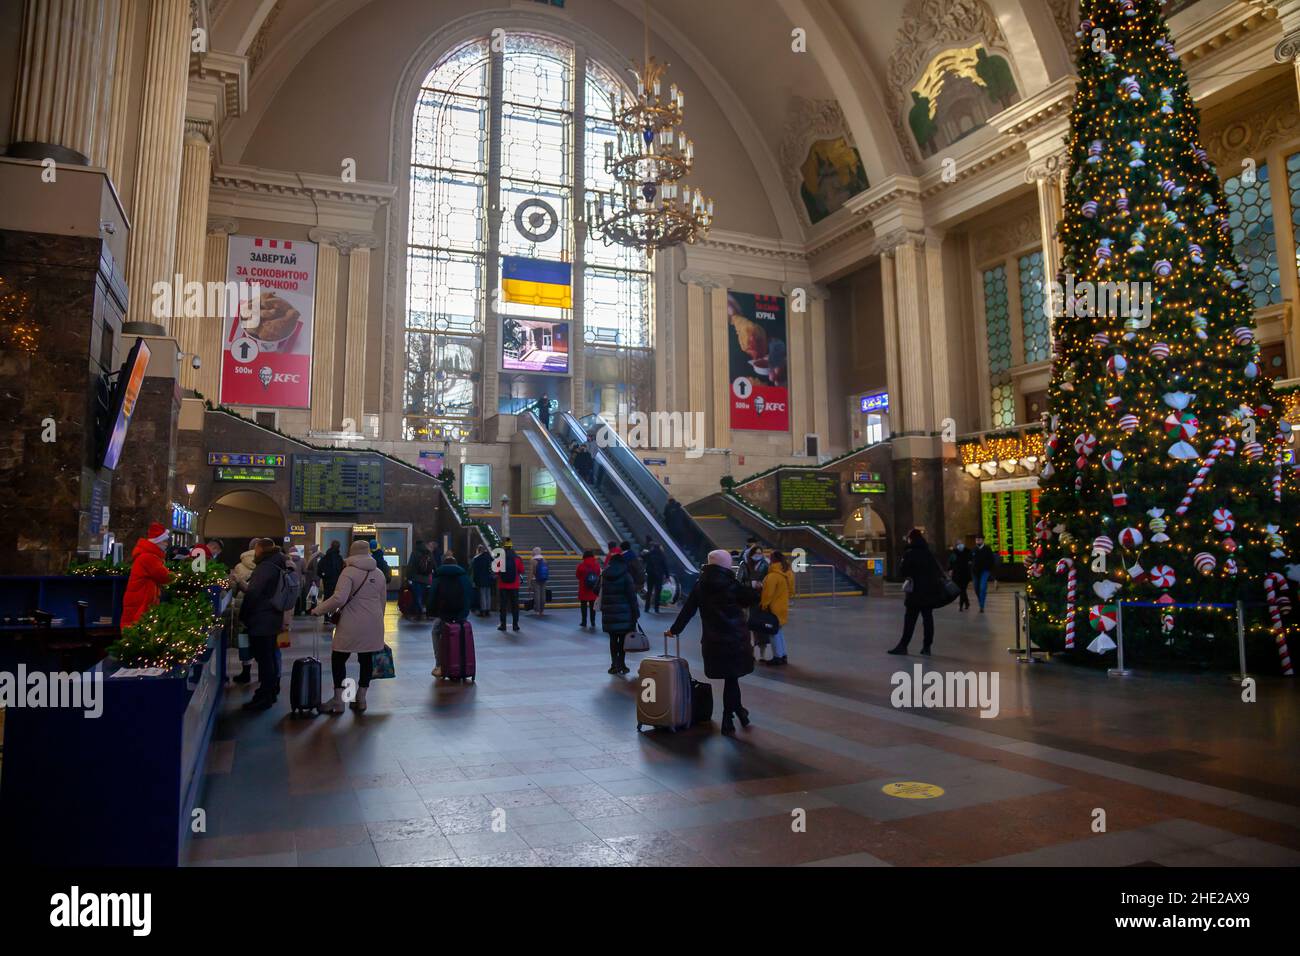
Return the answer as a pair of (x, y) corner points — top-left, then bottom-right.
(438, 619), (476, 681)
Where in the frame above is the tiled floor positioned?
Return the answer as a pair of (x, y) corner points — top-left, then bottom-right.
(187, 591), (1300, 867)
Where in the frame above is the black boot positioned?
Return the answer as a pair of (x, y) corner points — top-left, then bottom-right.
(232, 663), (252, 684)
(887, 644), (908, 655)
(721, 714), (736, 736)
(735, 706), (750, 728)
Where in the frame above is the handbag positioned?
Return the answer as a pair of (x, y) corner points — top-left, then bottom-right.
(748, 608), (780, 637)
(624, 622), (650, 652)
(371, 644), (396, 680)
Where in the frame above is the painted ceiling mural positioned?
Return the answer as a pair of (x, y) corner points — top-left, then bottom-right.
(907, 43), (1020, 159)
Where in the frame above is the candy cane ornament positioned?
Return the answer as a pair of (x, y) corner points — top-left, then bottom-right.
(1056, 557), (1078, 649)
(1264, 573), (1293, 675)
(1175, 438), (1236, 515)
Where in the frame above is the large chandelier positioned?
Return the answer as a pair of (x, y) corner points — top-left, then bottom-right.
(584, 1), (713, 252)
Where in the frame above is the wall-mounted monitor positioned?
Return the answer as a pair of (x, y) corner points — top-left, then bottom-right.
(100, 337), (151, 471)
(502, 318), (569, 374)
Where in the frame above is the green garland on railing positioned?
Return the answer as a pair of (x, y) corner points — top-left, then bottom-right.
(721, 491), (866, 560)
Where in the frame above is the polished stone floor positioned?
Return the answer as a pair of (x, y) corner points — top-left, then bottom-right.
(187, 589), (1300, 867)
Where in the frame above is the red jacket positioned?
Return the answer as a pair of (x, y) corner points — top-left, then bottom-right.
(497, 555), (526, 591)
(576, 556), (602, 602)
(121, 538), (171, 629)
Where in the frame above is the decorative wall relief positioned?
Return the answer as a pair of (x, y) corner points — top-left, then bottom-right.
(886, 0), (1014, 163)
(780, 98), (870, 227)
(906, 43), (1021, 159)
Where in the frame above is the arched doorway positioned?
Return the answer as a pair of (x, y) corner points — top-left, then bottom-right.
(202, 490), (286, 560)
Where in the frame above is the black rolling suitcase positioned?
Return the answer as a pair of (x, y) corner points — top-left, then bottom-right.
(290, 617), (323, 716)
(691, 679), (713, 725)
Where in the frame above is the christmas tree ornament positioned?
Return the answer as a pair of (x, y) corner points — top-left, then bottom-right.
(1162, 391), (1195, 410)
(1118, 413), (1139, 432)
(1089, 604), (1118, 633)
(1105, 395), (1123, 409)
(1087, 140), (1104, 164)
(1082, 199), (1098, 218)
(1120, 75), (1141, 99)
(1112, 488), (1129, 507)
(1093, 535), (1114, 555)
(1211, 508), (1235, 533)
(1128, 229), (1146, 254)
(1244, 361), (1259, 380)
(1091, 332), (1112, 347)
(1174, 437), (1236, 514)
(1147, 508), (1170, 542)
(1149, 565), (1176, 589)
(1107, 353), (1127, 378)
(1193, 552), (1217, 575)
(1073, 432), (1097, 457)
(1127, 561), (1146, 582)
(1128, 141), (1146, 167)
(1154, 259), (1172, 277)
(1159, 88), (1174, 114)
(1094, 580), (1122, 600)
(1222, 537), (1237, 553)
(1242, 440), (1264, 460)
(1159, 178), (1184, 199)
(1158, 593), (1176, 635)
(1264, 572), (1294, 675)
(1224, 557), (1238, 576)
(1119, 0), (1137, 16)
(1191, 312), (1208, 339)
(1189, 243), (1203, 264)
(1116, 189), (1130, 215)
(1087, 633), (1117, 654)
(1148, 341), (1170, 359)
(1233, 326), (1254, 346)
(1266, 525), (1285, 558)
(1102, 449), (1125, 472)
(1097, 238), (1113, 261)
(1118, 527), (1143, 549)
(1057, 557), (1078, 649)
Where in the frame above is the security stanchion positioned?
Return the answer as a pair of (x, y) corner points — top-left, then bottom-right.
(1013, 591), (1045, 664)
(1007, 591), (1024, 654)
(1230, 600), (1250, 683)
(1107, 600), (1132, 677)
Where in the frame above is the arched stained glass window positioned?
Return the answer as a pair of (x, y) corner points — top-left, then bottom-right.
(404, 33), (651, 439)
(983, 265), (1015, 428)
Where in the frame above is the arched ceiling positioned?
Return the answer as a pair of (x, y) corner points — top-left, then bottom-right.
(207, 0), (1085, 239)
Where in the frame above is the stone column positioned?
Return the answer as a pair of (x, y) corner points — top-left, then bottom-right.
(201, 217), (238, 402)
(123, 0), (191, 334)
(1026, 152), (1066, 344)
(9, 0), (122, 165)
(1277, 25), (1300, 370)
(307, 229), (344, 433)
(105, 0), (136, 188)
(893, 233), (931, 435)
(174, 121), (212, 391)
(680, 270), (729, 447)
(923, 232), (952, 431)
(710, 285), (732, 450)
(784, 286), (810, 455)
(879, 244), (902, 438)
(808, 287), (831, 447)
(342, 238), (377, 434)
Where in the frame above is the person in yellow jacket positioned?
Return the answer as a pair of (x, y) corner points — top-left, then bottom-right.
(759, 550), (796, 666)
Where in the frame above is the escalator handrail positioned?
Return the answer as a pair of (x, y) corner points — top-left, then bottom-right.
(519, 411), (621, 545)
(588, 449), (694, 574)
(564, 412), (716, 563)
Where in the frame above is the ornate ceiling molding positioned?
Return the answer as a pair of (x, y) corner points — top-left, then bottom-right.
(309, 228), (379, 255)
(206, 216), (240, 236)
(211, 164), (395, 208)
(678, 269), (734, 290)
(1200, 80), (1300, 170)
(1177, 2), (1278, 65)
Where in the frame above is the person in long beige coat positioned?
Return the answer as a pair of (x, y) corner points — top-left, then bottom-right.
(311, 540), (387, 713)
(228, 548), (258, 684)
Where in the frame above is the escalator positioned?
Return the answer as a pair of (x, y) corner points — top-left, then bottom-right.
(550, 411), (702, 591)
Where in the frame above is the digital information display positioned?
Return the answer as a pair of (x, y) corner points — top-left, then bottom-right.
(777, 473), (840, 521)
(208, 452), (286, 467)
(291, 454), (384, 513)
(462, 463), (491, 508)
(850, 470), (886, 494)
(215, 466), (278, 482)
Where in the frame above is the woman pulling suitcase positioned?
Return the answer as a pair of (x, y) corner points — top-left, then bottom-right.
(311, 540), (387, 713)
(665, 550), (758, 736)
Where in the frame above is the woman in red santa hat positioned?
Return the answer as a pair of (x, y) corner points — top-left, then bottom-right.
(121, 522), (174, 629)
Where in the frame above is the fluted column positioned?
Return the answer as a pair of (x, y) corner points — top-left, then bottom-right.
(923, 232), (952, 431)
(123, 0), (191, 333)
(809, 289), (831, 444)
(785, 287), (810, 455)
(879, 246), (902, 439)
(709, 285), (731, 451)
(680, 271), (730, 449)
(201, 217), (238, 402)
(307, 229), (344, 432)
(342, 239), (377, 434)
(9, 0), (122, 165)
(1276, 26), (1300, 370)
(1026, 152), (1066, 345)
(174, 122), (212, 390)
(893, 233), (930, 435)
(105, 0), (136, 187)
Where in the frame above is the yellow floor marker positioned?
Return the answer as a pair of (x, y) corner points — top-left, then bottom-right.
(881, 781), (945, 799)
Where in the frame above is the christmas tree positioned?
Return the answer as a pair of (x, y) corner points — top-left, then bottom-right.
(1027, 0), (1297, 672)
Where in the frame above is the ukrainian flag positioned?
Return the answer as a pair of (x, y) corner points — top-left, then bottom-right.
(501, 256), (572, 309)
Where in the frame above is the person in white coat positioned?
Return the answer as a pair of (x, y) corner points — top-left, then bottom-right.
(310, 540), (388, 713)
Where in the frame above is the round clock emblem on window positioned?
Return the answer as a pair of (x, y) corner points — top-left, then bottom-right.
(514, 198), (559, 243)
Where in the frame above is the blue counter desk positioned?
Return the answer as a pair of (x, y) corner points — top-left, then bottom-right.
(0, 626), (226, 866)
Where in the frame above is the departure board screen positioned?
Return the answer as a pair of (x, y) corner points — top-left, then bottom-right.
(777, 473), (840, 520)
(291, 454), (384, 513)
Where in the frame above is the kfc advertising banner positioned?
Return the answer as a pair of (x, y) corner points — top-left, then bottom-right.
(727, 291), (789, 431)
(219, 236), (317, 408)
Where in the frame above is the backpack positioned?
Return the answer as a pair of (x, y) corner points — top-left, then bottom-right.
(271, 563), (301, 612)
(436, 574), (466, 616)
(413, 550), (434, 577)
(584, 570), (601, 595)
(535, 558), (549, 582)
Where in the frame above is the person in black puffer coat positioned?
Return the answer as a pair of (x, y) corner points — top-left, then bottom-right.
(600, 551), (640, 675)
(240, 538), (287, 711)
(889, 528), (946, 656)
(667, 549), (758, 736)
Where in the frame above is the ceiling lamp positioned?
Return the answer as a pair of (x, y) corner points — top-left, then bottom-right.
(584, 0), (713, 252)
